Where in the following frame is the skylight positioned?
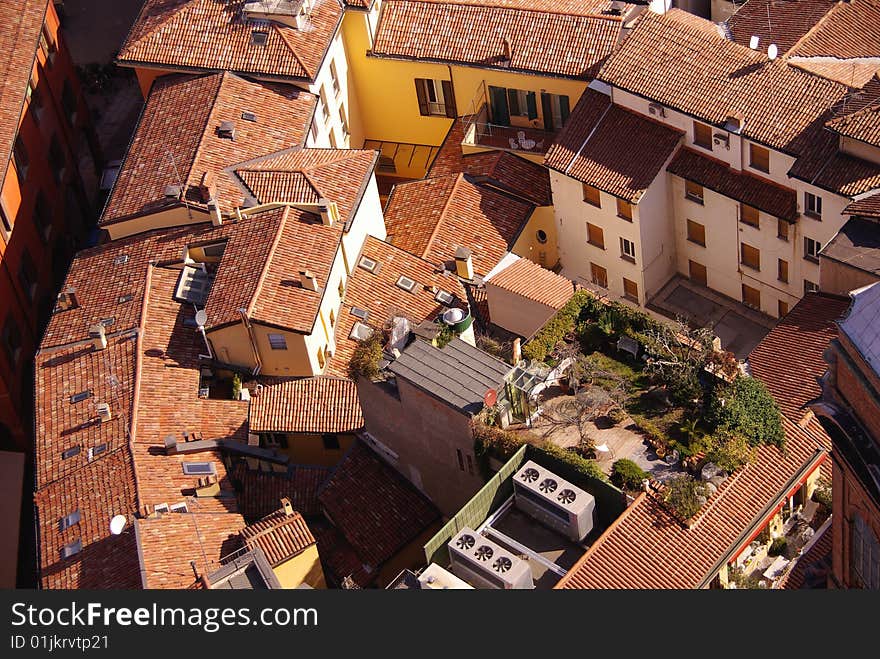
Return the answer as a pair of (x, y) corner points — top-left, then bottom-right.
(396, 275), (416, 292)
(182, 462), (216, 476)
(350, 322), (373, 341)
(358, 256), (379, 273)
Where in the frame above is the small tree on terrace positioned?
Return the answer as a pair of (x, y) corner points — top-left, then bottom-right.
(642, 319), (716, 406)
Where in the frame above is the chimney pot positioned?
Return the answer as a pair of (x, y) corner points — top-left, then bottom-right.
(281, 497), (293, 515)
(299, 269), (319, 292)
(96, 402), (112, 423)
(89, 324), (107, 350)
(454, 246), (474, 280)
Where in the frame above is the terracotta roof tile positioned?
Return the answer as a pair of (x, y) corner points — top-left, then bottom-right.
(232, 461), (331, 519)
(727, 0), (836, 55)
(788, 127), (880, 196)
(311, 521), (372, 586)
(667, 147), (798, 220)
(545, 89), (683, 203)
(827, 100), (880, 148)
(384, 173), (534, 276)
(241, 508), (316, 566)
(788, 0), (880, 59)
(318, 441), (440, 569)
(789, 59), (880, 87)
(136, 512), (247, 589)
(372, 0), (625, 79)
(118, 0), (343, 82)
(845, 190), (880, 218)
(0, 0), (47, 191)
(102, 72), (315, 225)
(326, 235), (467, 378)
(487, 256), (574, 309)
(598, 9), (849, 155)
(248, 377), (363, 433)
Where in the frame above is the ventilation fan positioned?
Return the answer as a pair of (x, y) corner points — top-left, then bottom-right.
(456, 534), (475, 550)
(539, 478), (558, 493)
(492, 557), (512, 573)
(475, 545), (494, 561)
(520, 468), (539, 483)
(557, 489), (577, 504)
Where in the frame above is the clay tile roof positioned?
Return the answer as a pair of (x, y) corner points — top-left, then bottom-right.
(117, 0), (343, 82)
(827, 100), (880, 148)
(845, 190), (880, 218)
(748, 292), (850, 422)
(102, 72), (316, 225)
(384, 173), (534, 276)
(241, 508), (316, 566)
(487, 256), (573, 309)
(318, 441), (440, 569)
(232, 462), (331, 520)
(136, 512), (247, 589)
(371, 0), (625, 79)
(0, 0), (48, 191)
(787, 127), (880, 196)
(667, 147), (798, 220)
(545, 89), (683, 203)
(788, 0), (880, 59)
(248, 377), (363, 433)
(427, 121), (553, 207)
(327, 235), (467, 378)
(598, 9), (849, 155)
(727, 0), (836, 55)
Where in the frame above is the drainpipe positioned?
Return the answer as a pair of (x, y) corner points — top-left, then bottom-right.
(238, 308), (263, 375)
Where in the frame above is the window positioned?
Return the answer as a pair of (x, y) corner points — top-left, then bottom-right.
(62, 81), (77, 126)
(170, 502), (188, 513)
(154, 503), (170, 513)
(456, 448), (465, 471)
(506, 88), (537, 119)
(689, 260), (707, 286)
(18, 249), (38, 300)
(612, 199), (631, 222)
(328, 131), (337, 148)
(2, 314), (21, 366)
(742, 283), (761, 310)
(749, 143), (770, 173)
(33, 192), (51, 242)
(309, 120), (318, 143)
(322, 433), (340, 450)
(61, 539), (82, 559)
(329, 308), (336, 327)
(330, 60), (341, 96)
(805, 192), (822, 219)
(13, 135), (28, 182)
(338, 278), (345, 298)
(804, 279), (819, 295)
(61, 445), (81, 460)
(740, 204), (759, 228)
(49, 135), (66, 184)
(1, 201), (11, 239)
(338, 104), (349, 138)
(685, 180), (704, 204)
(740, 242), (760, 270)
(319, 86), (330, 123)
(42, 23), (57, 59)
(623, 278), (638, 303)
(358, 256), (379, 273)
(70, 390), (92, 404)
(267, 333), (287, 350)
(687, 219), (706, 246)
(620, 237), (636, 262)
(317, 346), (326, 368)
(181, 462), (216, 476)
(778, 300), (789, 317)
(88, 443), (107, 460)
(778, 219), (789, 242)
(851, 513), (880, 589)
(415, 78), (455, 118)
(587, 223), (604, 249)
(693, 121), (713, 149)
(396, 275), (416, 292)
(59, 509), (81, 532)
(251, 29), (269, 46)
(590, 262), (608, 288)
(777, 258), (789, 283)
(804, 236), (821, 262)
(582, 183), (601, 207)
(536, 229), (548, 244)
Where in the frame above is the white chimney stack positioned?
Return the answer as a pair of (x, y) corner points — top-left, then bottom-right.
(88, 324), (107, 350)
(96, 402), (112, 423)
(208, 199), (222, 227)
(318, 198), (338, 227)
(299, 269), (319, 292)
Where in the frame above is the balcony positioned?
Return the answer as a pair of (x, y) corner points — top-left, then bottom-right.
(461, 104), (556, 158)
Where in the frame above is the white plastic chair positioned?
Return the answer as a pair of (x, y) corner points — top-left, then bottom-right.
(509, 138), (519, 149)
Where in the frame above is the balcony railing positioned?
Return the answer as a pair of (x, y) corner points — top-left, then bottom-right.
(461, 104), (556, 156)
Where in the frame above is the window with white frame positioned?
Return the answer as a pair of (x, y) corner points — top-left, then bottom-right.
(805, 192), (822, 219)
(330, 60), (341, 97)
(804, 236), (821, 262)
(620, 237), (636, 262)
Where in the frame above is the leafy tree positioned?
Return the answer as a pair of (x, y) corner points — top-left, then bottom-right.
(664, 475), (709, 521)
(641, 319), (715, 406)
(348, 330), (384, 381)
(704, 430), (755, 472)
(706, 377), (784, 448)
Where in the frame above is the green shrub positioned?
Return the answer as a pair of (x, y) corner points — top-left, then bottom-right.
(664, 475), (709, 522)
(704, 430), (755, 473)
(611, 459), (648, 490)
(608, 406), (627, 425)
(769, 537), (788, 556)
(349, 330), (384, 380)
(522, 290), (593, 362)
(435, 324), (455, 348)
(812, 477), (832, 509)
(629, 413), (669, 448)
(539, 441), (608, 482)
(231, 373), (242, 401)
(706, 377), (784, 448)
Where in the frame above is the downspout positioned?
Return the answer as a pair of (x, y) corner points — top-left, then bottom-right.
(238, 308), (263, 375)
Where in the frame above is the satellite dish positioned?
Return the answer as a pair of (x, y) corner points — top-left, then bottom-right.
(749, 35), (759, 50)
(767, 44), (778, 60)
(194, 309), (208, 327)
(484, 388), (498, 407)
(109, 514), (127, 535)
(443, 308), (465, 324)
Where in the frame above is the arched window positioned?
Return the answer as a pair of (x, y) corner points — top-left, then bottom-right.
(852, 512), (880, 589)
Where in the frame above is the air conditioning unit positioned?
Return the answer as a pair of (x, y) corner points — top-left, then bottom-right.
(648, 102), (666, 118)
(447, 528), (533, 589)
(513, 460), (595, 542)
(713, 132), (730, 149)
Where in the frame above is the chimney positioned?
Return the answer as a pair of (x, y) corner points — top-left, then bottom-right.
(195, 476), (220, 497)
(218, 120), (236, 140)
(163, 434), (178, 455)
(299, 269), (319, 292)
(198, 171), (216, 203)
(454, 246), (474, 280)
(208, 199), (222, 227)
(56, 286), (78, 311)
(88, 324), (107, 350)
(512, 337), (522, 364)
(96, 402), (112, 423)
(281, 497), (294, 516)
(724, 112), (745, 134)
(164, 184), (181, 199)
(501, 36), (512, 64)
(317, 197), (338, 227)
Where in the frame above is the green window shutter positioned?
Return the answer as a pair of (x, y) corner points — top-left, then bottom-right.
(526, 91), (538, 120)
(507, 89), (520, 116)
(441, 80), (457, 118)
(415, 79), (428, 116)
(559, 95), (570, 126)
(541, 92), (553, 131)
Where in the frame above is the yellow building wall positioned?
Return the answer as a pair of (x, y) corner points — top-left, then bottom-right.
(272, 432), (356, 466)
(134, 67), (176, 97)
(273, 545), (326, 589)
(208, 322), (314, 377)
(375, 522), (443, 588)
(511, 206), (558, 268)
